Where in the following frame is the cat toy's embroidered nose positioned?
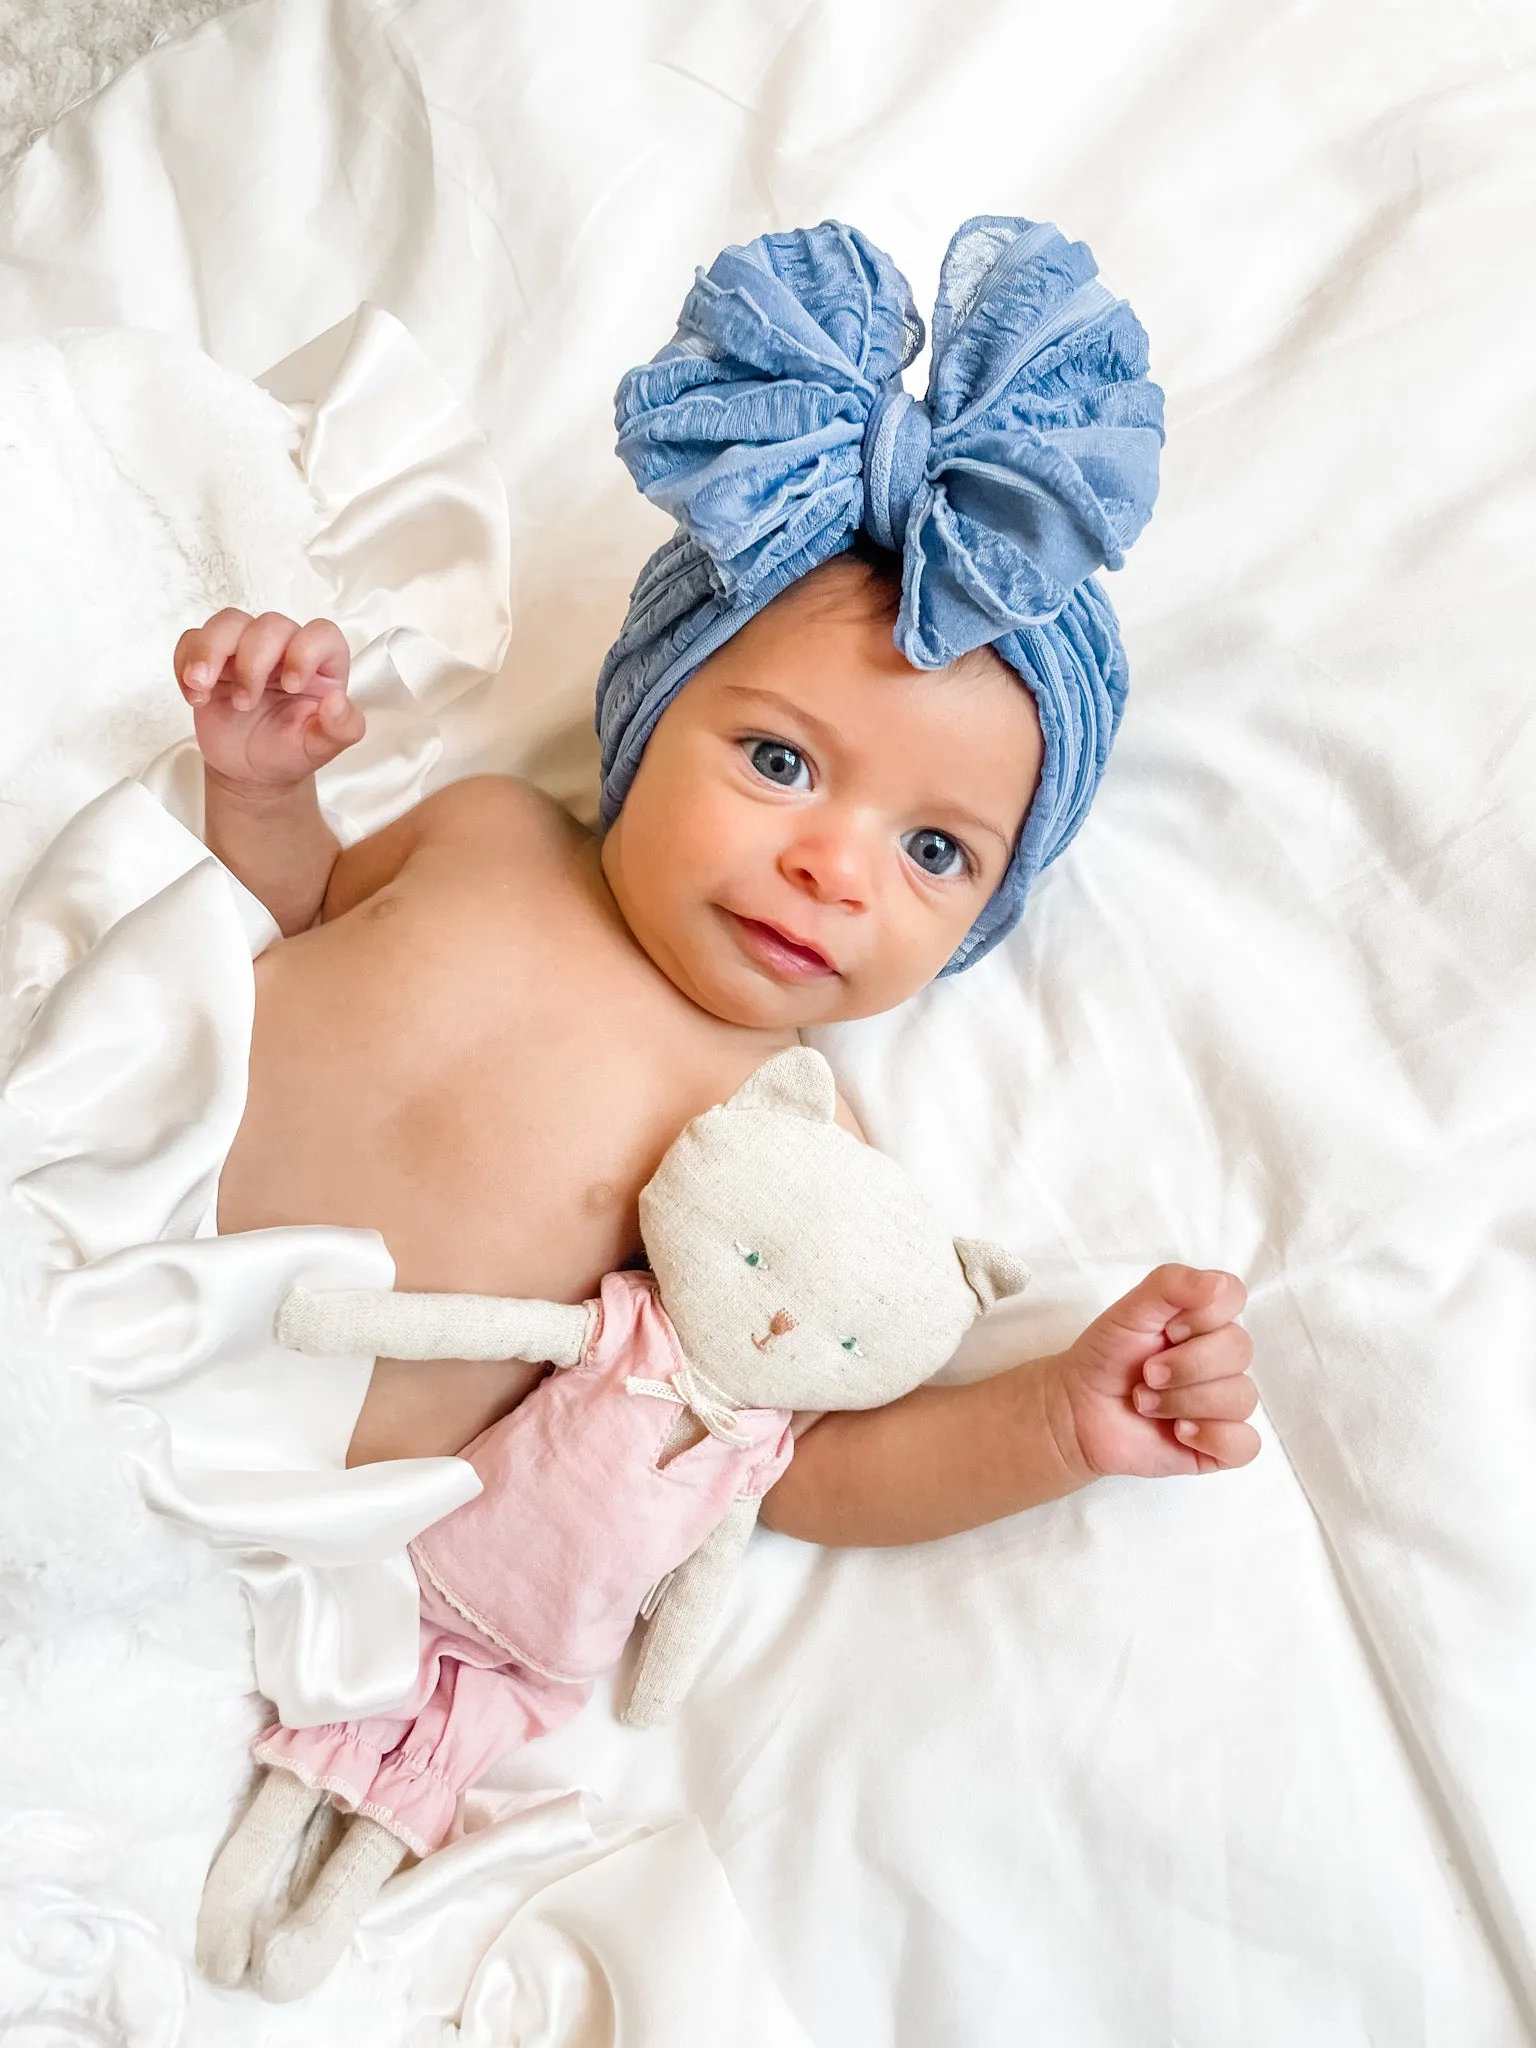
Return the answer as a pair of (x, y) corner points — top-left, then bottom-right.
(752, 1309), (798, 1351)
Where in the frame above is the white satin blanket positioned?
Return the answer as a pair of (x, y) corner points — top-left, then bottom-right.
(2, 308), (502, 1734)
(1, 3), (1534, 2047)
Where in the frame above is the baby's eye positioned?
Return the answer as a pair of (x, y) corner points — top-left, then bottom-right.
(734, 1242), (763, 1268)
(840, 1337), (861, 1355)
(902, 827), (968, 879)
(743, 738), (811, 791)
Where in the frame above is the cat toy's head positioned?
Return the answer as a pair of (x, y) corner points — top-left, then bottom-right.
(638, 1047), (1028, 1412)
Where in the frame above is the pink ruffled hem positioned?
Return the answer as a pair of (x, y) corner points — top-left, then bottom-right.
(254, 1723), (457, 1860)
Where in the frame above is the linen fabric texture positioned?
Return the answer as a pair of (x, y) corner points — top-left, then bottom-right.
(594, 215), (1166, 971)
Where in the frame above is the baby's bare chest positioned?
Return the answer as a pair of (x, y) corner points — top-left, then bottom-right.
(220, 836), (787, 1303)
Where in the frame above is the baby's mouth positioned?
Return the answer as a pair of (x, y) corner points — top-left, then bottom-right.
(721, 911), (839, 982)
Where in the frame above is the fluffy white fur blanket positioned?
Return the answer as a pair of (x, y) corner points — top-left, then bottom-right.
(0, 0), (239, 174)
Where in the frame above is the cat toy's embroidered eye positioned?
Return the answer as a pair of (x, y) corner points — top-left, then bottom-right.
(841, 1337), (861, 1354)
(734, 1242), (762, 1267)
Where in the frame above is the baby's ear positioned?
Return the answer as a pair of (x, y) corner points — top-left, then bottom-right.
(725, 1046), (837, 1123)
(954, 1237), (1031, 1313)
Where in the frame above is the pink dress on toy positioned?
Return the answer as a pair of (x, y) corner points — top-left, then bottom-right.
(255, 1270), (794, 1855)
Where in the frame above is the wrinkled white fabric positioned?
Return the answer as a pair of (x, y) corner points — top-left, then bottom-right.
(0, 308), (513, 1728)
(0, 3), (1534, 2047)
(351, 1796), (811, 2048)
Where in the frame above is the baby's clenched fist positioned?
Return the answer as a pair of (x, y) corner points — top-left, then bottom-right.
(175, 610), (363, 792)
(1049, 1264), (1259, 1480)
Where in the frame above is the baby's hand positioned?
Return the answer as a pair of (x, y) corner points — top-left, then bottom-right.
(1051, 1266), (1258, 1479)
(175, 610), (364, 792)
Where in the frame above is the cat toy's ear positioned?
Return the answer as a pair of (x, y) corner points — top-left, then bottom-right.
(953, 1238), (1031, 1313)
(724, 1046), (838, 1123)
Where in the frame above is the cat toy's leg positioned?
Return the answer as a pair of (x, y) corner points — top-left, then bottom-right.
(250, 1649), (595, 1999)
(195, 1769), (325, 1987)
(251, 1813), (409, 2003)
(287, 1795), (347, 1905)
(622, 1496), (761, 1728)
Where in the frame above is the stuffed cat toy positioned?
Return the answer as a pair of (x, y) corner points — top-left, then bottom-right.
(197, 1046), (1028, 1999)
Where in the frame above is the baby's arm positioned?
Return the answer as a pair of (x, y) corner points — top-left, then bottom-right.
(760, 1266), (1256, 1546)
(175, 610), (362, 935)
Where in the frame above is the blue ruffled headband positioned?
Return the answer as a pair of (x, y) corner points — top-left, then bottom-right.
(595, 215), (1165, 972)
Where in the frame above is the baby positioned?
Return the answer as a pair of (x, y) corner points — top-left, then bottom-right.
(180, 215), (1258, 1550)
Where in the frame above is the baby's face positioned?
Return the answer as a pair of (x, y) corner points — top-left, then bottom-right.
(600, 561), (1042, 1029)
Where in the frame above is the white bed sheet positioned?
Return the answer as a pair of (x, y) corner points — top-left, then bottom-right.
(1, 1), (1534, 2044)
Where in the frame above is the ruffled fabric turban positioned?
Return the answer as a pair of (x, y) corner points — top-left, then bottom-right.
(595, 215), (1164, 972)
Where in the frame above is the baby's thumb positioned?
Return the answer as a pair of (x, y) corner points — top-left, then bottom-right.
(306, 690), (365, 763)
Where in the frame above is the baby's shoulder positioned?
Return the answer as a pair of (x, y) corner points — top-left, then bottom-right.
(410, 772), (583, 854)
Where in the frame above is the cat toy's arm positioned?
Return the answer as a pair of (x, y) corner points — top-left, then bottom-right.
(621, 1494), (762, 1729)
(276, 1287), (596, 1366)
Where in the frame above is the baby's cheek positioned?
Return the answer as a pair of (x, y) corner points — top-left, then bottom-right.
(619, 801), (721, 942)
(694, 783), (784, 880)
(655, 780), (745, 897)
(853, 904), (973, 1015)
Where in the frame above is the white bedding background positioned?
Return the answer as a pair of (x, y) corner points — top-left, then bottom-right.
(1, 2), (1534, 2044)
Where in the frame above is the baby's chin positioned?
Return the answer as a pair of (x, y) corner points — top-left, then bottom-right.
(682, 952), (847, 1031)
(635, 900), (944, 1030)
(651, 925), (840, 1030)
(676, 933), (931, 1032)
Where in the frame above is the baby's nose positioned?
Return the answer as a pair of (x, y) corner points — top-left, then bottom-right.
(780, 828), (873, 910)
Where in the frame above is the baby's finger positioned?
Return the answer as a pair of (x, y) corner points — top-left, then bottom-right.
(1134, 1373), (1257, 1424)
(1089, 1266), (1235, 1350)
(175, 609), (253, 702)
(230, 612), (300, 710)
(1161, 1267), (1247, 1347)
(1172, 1418), (1261, 1472)
(279, 618), (350, 694)
(1141, 1322), (1252, 1391)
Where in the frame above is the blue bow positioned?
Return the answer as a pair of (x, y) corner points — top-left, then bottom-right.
(596, 216), (1165, 973)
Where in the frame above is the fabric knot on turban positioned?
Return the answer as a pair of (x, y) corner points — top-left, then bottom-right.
(595, 215), (1165, 973)
(862, 389), (932, 552)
